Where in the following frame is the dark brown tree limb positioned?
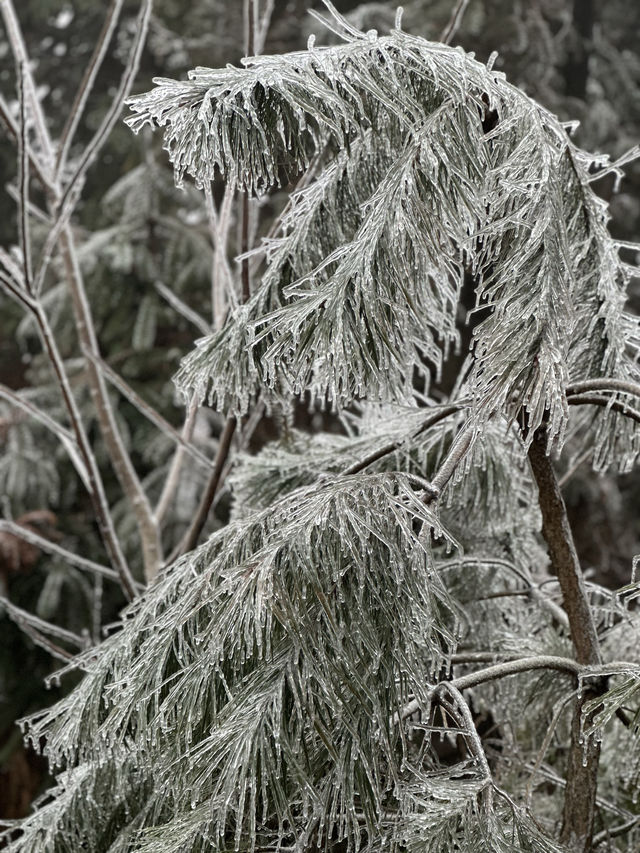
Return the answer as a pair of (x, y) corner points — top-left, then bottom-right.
(528, 427), (602, 853)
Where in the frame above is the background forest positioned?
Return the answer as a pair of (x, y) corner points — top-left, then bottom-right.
(0, 0), (639, 844)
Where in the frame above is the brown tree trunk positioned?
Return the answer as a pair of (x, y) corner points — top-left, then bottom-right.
(528, 428), (601, 853)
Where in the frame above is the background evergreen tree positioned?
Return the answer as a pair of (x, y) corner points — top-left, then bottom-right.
(1, 2), (640, 851)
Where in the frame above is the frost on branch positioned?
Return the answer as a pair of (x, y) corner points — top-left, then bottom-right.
(10, 473), (462, 850)
(129, 13), (640, 456)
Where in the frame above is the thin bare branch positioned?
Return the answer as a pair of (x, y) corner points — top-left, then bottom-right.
(154, 399), (200, 526)
(31, 179), (83, 296)
(240, 192), (251, 303)
(440, 0), (470, 45)
(16, 62), (32, 292)
(5, 182), (51, 225)
(559, 447), (594, 487)
(55, 0), (125, 177)
(0, 0), (151, 598)
(437, 682), (493, 805)
(31, 298), (138, 599)
(0, 594), (86, 650)
(82, 348), (214, 471)
(0, 268), (37, 311)
(255, 0), (275, 54)
(0, 107), (53, 193)
(54, 0), (153, 218)
(59, 228), (162, 581)
(154, 280), (212, 336)
(92, 574), (103, 645)
(0, 0), (54, 167)
(343, 405), (461, 475)
(593, 816), (640, 848)
(425, 419), (475, 501)
(0, 519), (139, 588)
(396, 656), (581, 722)
(204, 181), (236, 328)
(0, 382), (74, 443)
(438, 556), (570, 629)
(567, 392), (640, 425)
(567, 378), (640, 399)
(525, 692), (577, 808)
(170, 415), (237, 561)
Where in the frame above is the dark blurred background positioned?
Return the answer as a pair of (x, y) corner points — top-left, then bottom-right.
(0, 0), (638, 823)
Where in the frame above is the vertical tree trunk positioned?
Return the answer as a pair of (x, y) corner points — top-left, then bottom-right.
(528, 428), (601, 853)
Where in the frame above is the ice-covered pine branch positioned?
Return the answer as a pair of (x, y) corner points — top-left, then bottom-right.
(6, 4), (640, 853)
(128, 8), (640, 464)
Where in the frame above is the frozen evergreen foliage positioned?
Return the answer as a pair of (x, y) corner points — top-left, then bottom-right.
(126, 3), (640, 463)
(5, 4), (640, 853)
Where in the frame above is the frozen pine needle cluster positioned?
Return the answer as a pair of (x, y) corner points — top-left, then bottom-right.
(5, 4), (640, 852)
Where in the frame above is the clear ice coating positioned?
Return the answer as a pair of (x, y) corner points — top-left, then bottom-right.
(7, 0), (640, 851)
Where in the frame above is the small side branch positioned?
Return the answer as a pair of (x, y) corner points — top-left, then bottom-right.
(0, 595), (87, 660)
(343, 405), (461, 475)
(171, 416), (237, 560)
(83, 349), (213, 471)
(566, 377), (640, 400)
(0, 520), (139, 588)
(55, 0), (125, 176)
(58, 229), (162, 582)
(397, 655), (581, 721)
(440, 0), (470, 45)
(32, 300), (137, 599)
(567, 393), (640, 426)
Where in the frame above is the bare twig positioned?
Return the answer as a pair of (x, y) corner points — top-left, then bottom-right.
(559, 447), (594, 487)
(154, 280), (213, 336)
(0, 520), (140, 588)
(593, 816), (640, 848)
(82, 348), (213, 471)
(343, 405), (461, 475)
(32, 300), (138, 598)
(0, 1), (54, 169)
(5, 182), (51, 225)
(1, 0), (144, 595)
(440, 0), (470, 45)
(425, 420), (475, 502)
(55, 0), (125, 177)
(525, 692), (577, 808)
(567, 378), (640, 399)
(0, 595), (86, 650)
(205, 181), (236, 327)
(59, 230), (162, 581)
(436, 682), (493, 808)
(452, 655), (581, 691)
(0, 384), (74, 445)
(16, 62), (32, 292)
(92, 574), (103, 645)
(171, 0), (261, 560)
(31, 179), (83, 296)
(0, 92), (53, 190)
(523, 762), (635, 822)
(0, 266), (35, 312)
(170, 416), (237, 561)
(438, 556), (570, 629)
(54, 0), (153, 217)
(255, 0), (275, 54)
(155, 399), (199, 526)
